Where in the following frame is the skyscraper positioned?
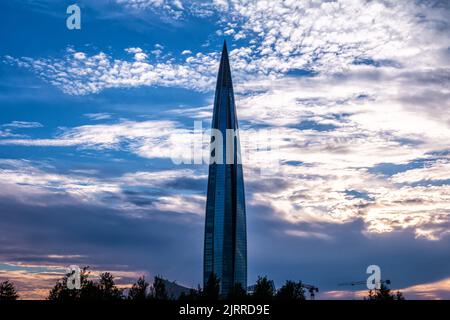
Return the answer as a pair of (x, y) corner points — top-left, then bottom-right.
(203, 41), (247, 296)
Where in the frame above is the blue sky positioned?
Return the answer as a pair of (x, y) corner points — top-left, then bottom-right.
(0, 0), (450, 299)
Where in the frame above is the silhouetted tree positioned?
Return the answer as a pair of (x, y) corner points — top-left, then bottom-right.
(179, 287), (202, 301)
(0, 280), (19, 300)
(128, 276), (149, 300)
(395, 290), (405, 300)
(48, 266), (96, 301)
(276, 280), (305, 300)
(202, 273), (220, 300)
(252, 276), (274, 299)
(151, 276), (168, 300)
(227, 283), (248, 300)
(97, 272), (123, 300)
(48, 267), (124, 301)
(366, 284), (405, 301)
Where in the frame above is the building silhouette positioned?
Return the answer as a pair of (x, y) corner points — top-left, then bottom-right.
(203, 41), (247, 296)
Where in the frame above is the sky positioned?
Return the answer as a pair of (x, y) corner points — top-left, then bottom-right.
(0, 0), (449, 300)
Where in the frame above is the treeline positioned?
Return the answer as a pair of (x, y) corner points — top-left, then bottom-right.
(0, 267), (404, 301)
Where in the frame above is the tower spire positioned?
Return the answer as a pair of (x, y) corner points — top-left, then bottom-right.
(216, 40), (233, 91)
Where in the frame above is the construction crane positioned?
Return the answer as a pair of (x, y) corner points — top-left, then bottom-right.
(302, 283), (319, 300)
(338, 279), (391, 288)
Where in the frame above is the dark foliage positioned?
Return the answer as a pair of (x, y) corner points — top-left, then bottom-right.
(47, 266), (97, 300)
(151, 275), (168, 300)
(47, 267), (123, 301)
(96, 272), (123, 300)
(202, 273), (220, 300)
(128, 276), (149, 300)
(252, 276), (275, 299)
(227, 282), (248, 300)
(276, 280), (306, 300)
(0, 280), (19, 301)
(366, 284), (405, 301)
(3, 268), (407, 301)
(179, 287), (202, 301)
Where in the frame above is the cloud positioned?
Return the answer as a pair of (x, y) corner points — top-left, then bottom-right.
(0, 159), (206, 215)
(322, 276), (450, 300)
(125, 47), (148, 61)
(284, 229), (332, 241)
(4, 0), (449, 97)
(3, 48), (218, 95)
(115, 0), (185, 18)
(0, 119), (183, 150)
(399, 276), (450, 300)
(0, 101), (448, 239)
(0, 262), (147, 300)
(1, 121), (43, 129)
(73, 52), (86, 60)
(213, 0), (449, 72)
(2, 182), (450, 299)
(0, 121), (43, 138)
(84, 113), (113, 121)
(0, 193), (204, 298)
(391, 159), (450, 183)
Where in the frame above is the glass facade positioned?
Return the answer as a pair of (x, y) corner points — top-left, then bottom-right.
(203, 41), (247, 296)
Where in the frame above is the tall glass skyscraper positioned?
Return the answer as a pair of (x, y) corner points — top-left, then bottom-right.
(203, 41), (247, 296)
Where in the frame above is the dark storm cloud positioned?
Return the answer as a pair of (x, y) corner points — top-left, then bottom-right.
(0, 195), (204, 286)
(162, 176), (207, 192)
(246, 203), (450, 293)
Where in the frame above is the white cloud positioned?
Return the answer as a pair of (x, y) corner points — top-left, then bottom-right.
(116, 0), (185, 18)
(6, 0), (449, 97)
(391, 159), (450, 183)
(4, 48), (218, 95)
(84, 113), (113, 121)
(2, 121), (43, 129)
(211, 0), (450, 74)
(285, 229), (332, 241)
(0, 120), (185, 154)
(125, 47), (143, 54)
(73, 52), (86, 60)
(0, 159), (205, 215)
(224, 28), (235, 35)
(0, 108), (448, 239)
(0, 121), (43, 138)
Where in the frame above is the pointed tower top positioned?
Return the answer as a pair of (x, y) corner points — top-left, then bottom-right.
(217, 40), (232, 89)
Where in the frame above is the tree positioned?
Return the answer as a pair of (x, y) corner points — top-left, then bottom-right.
(395, 290), (405, 300)
(48, 267), (122, 301)
(151, 275), (168, 300)
(179, 287), (201, 301)
(128, 276), (149, 300)
(252, 276), (274, 299)
(48, 266), (96, 301)
(366, 284), (405, 301)
(227, 283), (248, 300)
(276, 280), (305, 300)
(0, 281), (19, 301)
(202, 273), (220, 300)
(97, 272), (123, 300)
